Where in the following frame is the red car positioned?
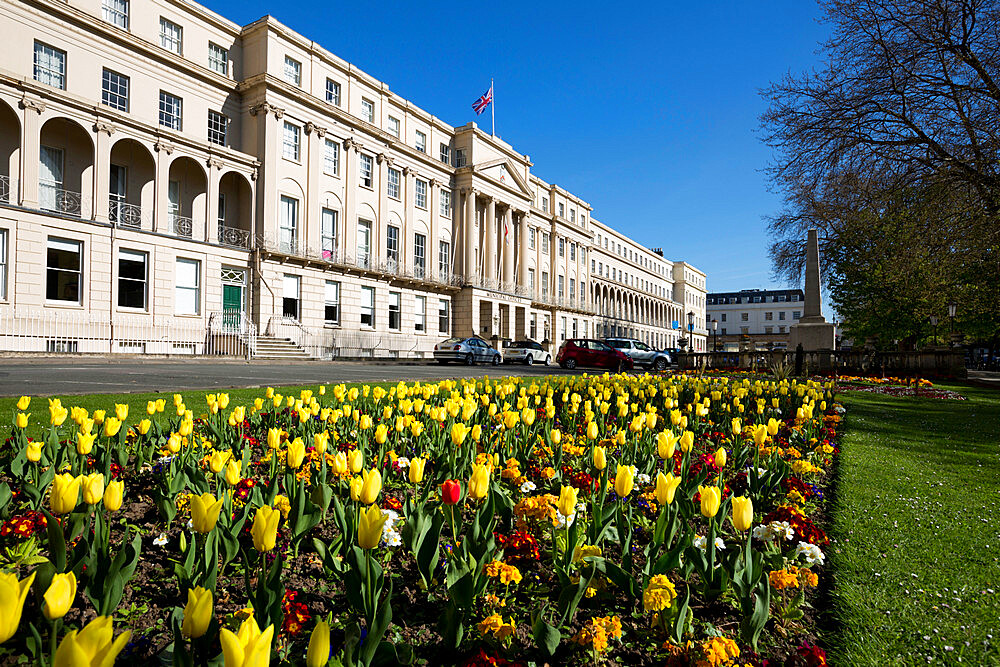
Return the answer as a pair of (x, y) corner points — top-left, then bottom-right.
(556, 338), (634, 372)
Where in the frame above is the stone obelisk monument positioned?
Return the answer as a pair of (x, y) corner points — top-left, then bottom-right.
(787, 229), (835, 350)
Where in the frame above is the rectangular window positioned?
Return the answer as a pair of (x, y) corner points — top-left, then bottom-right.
(721, 328), (727, 335)
(175, 258), (200, 315)
(541, 232), (550, 255)
(387, 168), (400, 199)
(360, 286), (375, 327)
(324, 281), (340, 324)
(765, 312), (773, 321)
(357, 219), (372, 267)
(208, 111), (227, 146)
(740, 327), (749, 335)
(438, 241), (450, 277)
(569, 278), (576, 301)
(572, 319), (578, 338)
(47, 238), (82, 303)
(438, 299), (450, 333)
(721, 313), (727, 322)
(415, 179), (427, 209)
(439, 143), (451, 164)
(529, 227), (536, 249)
(159, 91), (182, 130)
(324, 139), (339, 175)
(117, 249), (147, 309)
(415, 130), (426, 153)
(34, 42), (66, 89)
(558, 275), (564, 298)
(159, 18), (183, 54)
(559, 238), (565, 257)
(282, 122), (300, 161)
(529, 313), (537, 340)
(386, 225), (399, 262)
(765, 326), (774, 334)
(528, 268), (535, 292)
(283, 56), (302, 86)
(321, 208), (339, 259)
(414, 233), (426, 277)
(779, 311), (786, 320)
(440, 189), (452, 218)
(0, 229), (6, 300)
(541, 196), (548, 212)
(558, 203), (564, 217)
(282, 274), (300, 319)
(388, 291), (401, 330)
(793, 311), (801, 320)
(570, 209), (576, 223)
(741, 313), (749, 322)
(779, 325), (786, 333)
(570, 243), (576, 261)
(454, 148), (467, 168)
(387, 116), (400, 138)
(361, 97), (374, 123)
(414, 295), (426, 332)
(279, 195), (298, 253)
(560, 317), (567, 341)
(541, 271), (549, 298)
(208, 42), (228, 75)
(326, 79), (341, 105)
(101, 69), (129, 112)
(102, 0), (129, 29)
(359, 154), (373, 187)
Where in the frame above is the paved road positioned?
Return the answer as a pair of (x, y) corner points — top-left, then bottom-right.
(0, 358), (585, 396)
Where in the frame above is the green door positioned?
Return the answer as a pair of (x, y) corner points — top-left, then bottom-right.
(222, 284), (243, 330)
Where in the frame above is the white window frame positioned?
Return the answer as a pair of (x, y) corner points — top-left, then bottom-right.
(283, 56), (302, 86)
(47, 238), (83, 305)
(439, 143), (451, 164)
(529, 227), (535, 249)
(208, 110), (227, 146)
(321, 208), (339, 260)
(439, 189), (452, 218)
(208, 43), (229, 75)
(386, 225), (400, 262)
(324, 139), (340, 175)
(415, 130), (426, 153)
(387, 167), (400, 200)
(360, 285), (375, 327)
(438, 240), (450, 278)
(282, 122), (300, 161)
(282, 273), (301, 320)
(175, 257), (201, 315)
(102, 69), (129, 112)
(359, 154), (373, 188)
(279, 196), (298, 254)
(33, 42), (66, 90)
(117, 248), (148, 310)
(102, 0), (129, 29)
(159, 91), (182, 131)
(388, 291), (401, 331)
(414, 233), (426, 277)
(387, 116), (400, 138)
(326, 79), (341, 106)
(0, 229), (6, 300)
(159, 18), (183, 55)
(438, 299), (450, 334)
(361, 97), (375, 123)
(415, 179), (427, 209)
(324, 280), (341, 325)
(414, 295), (426, 332)
(454, 148), (467, 168)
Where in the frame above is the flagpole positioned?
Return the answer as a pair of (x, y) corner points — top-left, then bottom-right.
(491, 77), (495, 137)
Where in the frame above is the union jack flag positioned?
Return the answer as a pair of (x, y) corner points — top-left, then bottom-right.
(472, 84), (493, 115)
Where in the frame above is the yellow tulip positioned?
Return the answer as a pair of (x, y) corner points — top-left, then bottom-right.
(167, 433), (182, 453)
(16, 396), (30, 411)
(586, 421), (599, 440)
(359, 468), (382, 505)
(91, 409), (105, 424)
(138, 419), (152, 435)
(471, 423), (482, 441)
(0, 570), (35, 643)
(267, 428), (282, 450)
(698, 485), (722, 518)
(550, 429), (561, 445)
(655, 472), (682, 505)
(232, 405), (246, 423)
(210, 450), (232, 474)
(313, 432), (329, 455)
(614, 430), (626, 446)
(15, 413), (28, 429)
(451, 422), (469, 446)
(731, 496), (753, 532)
(52, 616), (130, 667)
(218, 393), (230, 410)
(349, 476), (364, 502)
(306, 619), (330, 667)
(713, 447), (727, 469)
(43, 572), (77, 620)
(252, 505), (281, 552)
(348, 449), (364, 473)
(557, 485), (578, 517)
(50, 474), (82, 515)
(645, 412), (657, 430)
(286, 438), (306, 469)
(331, 451), (348, 475)
(752, 424), (768, 447)
(410, 421), (424, 437)
(592, 446), (607, 470)
(679, 430), (694, 453)
(521, 406), (536, 426)
(50, 405), (68, 426)
(75, 431), (96, 456)
(225, 460), (242, 486)
(468, 462), (490, 500)
(614, 465), (635, 498)
(178, 418), (193, 437)
(731, 418), (742, 435)
(359, 414), (373, 430)
(767, 417), (780, 436)
(114, 404), (128, 421)
(104, 480), (124, 511)
(26, 441), (42, 462)
(373, 423), (388, 445)
(190, 493), (224, 533)
(220, 616), (273, 667)
(656, 431), (678, 459)
(146, 401), (157, 415)
(358, 503), (388, 550)
(82, 473), (105, 505)
(181, 587), (213, 639)
(409, 457), (426, 483)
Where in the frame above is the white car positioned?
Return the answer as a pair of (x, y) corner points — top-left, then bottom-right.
(433, 337), (502, 366)
(502, 340), (551, 366)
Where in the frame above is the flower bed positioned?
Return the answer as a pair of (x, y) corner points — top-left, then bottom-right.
(0, 374), (840, 666)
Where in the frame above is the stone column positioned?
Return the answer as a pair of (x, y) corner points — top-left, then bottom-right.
(427, 178), (437, 281)
(402, 167), (413, 268)
(250, 103), (283, 248)
(485, 197), (497, 284)
(205, 158), (222, 243)
(427, 179), (438, 280)
(342, 139), (357, 263)
(92, 122), (115, 223)
(803, 228), (822, 319)
(376, 153), (390, 267)
(303, 123), (326, 254)
(153, 140), (174, 233)
(502, 206), (514, 287)
(518, 211), (530, 290)
(464, 188), (477, 281)
(18, 96), (44, 209)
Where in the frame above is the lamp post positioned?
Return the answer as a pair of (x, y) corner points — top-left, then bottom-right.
(687, 310), (695, 353)
(929, 315), (939, 346)
(948, 301), (957, 347)
(712, 319), (718, 352)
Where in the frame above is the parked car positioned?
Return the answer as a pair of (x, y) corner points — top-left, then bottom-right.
(556, 338), (634, 371)
(604, 337), (672, 371)
(502, 340), (551, 366)
(433, 337), (502, 366)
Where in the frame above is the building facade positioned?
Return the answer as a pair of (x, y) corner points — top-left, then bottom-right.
(706, 288), (805, 351)
(0, 0), (705, 358)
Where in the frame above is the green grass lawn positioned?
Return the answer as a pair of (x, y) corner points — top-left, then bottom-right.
(829, 382), (1000, 665)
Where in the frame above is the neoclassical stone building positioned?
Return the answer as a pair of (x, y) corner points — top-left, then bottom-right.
(0, 0), (706, 358)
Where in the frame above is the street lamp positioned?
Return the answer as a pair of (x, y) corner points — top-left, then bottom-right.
(687, 310), (695, 352)
(929, 315), (939, 346)
(712, 319), (718, 352)
(948, 301), (957, 333)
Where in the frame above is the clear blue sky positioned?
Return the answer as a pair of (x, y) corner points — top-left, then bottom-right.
(206, 0), (829, 294)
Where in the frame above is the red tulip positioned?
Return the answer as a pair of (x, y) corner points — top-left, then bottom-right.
(441, 479), (462, 505)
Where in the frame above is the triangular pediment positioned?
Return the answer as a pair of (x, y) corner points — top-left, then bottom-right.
(473, 158), (533, 198)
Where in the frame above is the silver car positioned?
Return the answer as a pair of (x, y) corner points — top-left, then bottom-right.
(433, 337), (503, 366)
(502, 340), (552, 366)
(604, 338), (672, 371)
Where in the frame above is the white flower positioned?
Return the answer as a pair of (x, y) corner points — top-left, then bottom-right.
(520, 481), (537, 494)
(186, 519), (194, 530)
(752, 525), (772, 541)
(636, 473), (651, 486)
(153, 533), (168, 547)
(382, 530), (402, 547)
(693, 535), (726, 551)
(380, 509), (399, 526)
(554, 512), (575, 529)
(795, 541), (825, 564)
(395, 457), (411, 469)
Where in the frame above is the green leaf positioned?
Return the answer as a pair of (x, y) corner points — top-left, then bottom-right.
(532, 615), (561, 656)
